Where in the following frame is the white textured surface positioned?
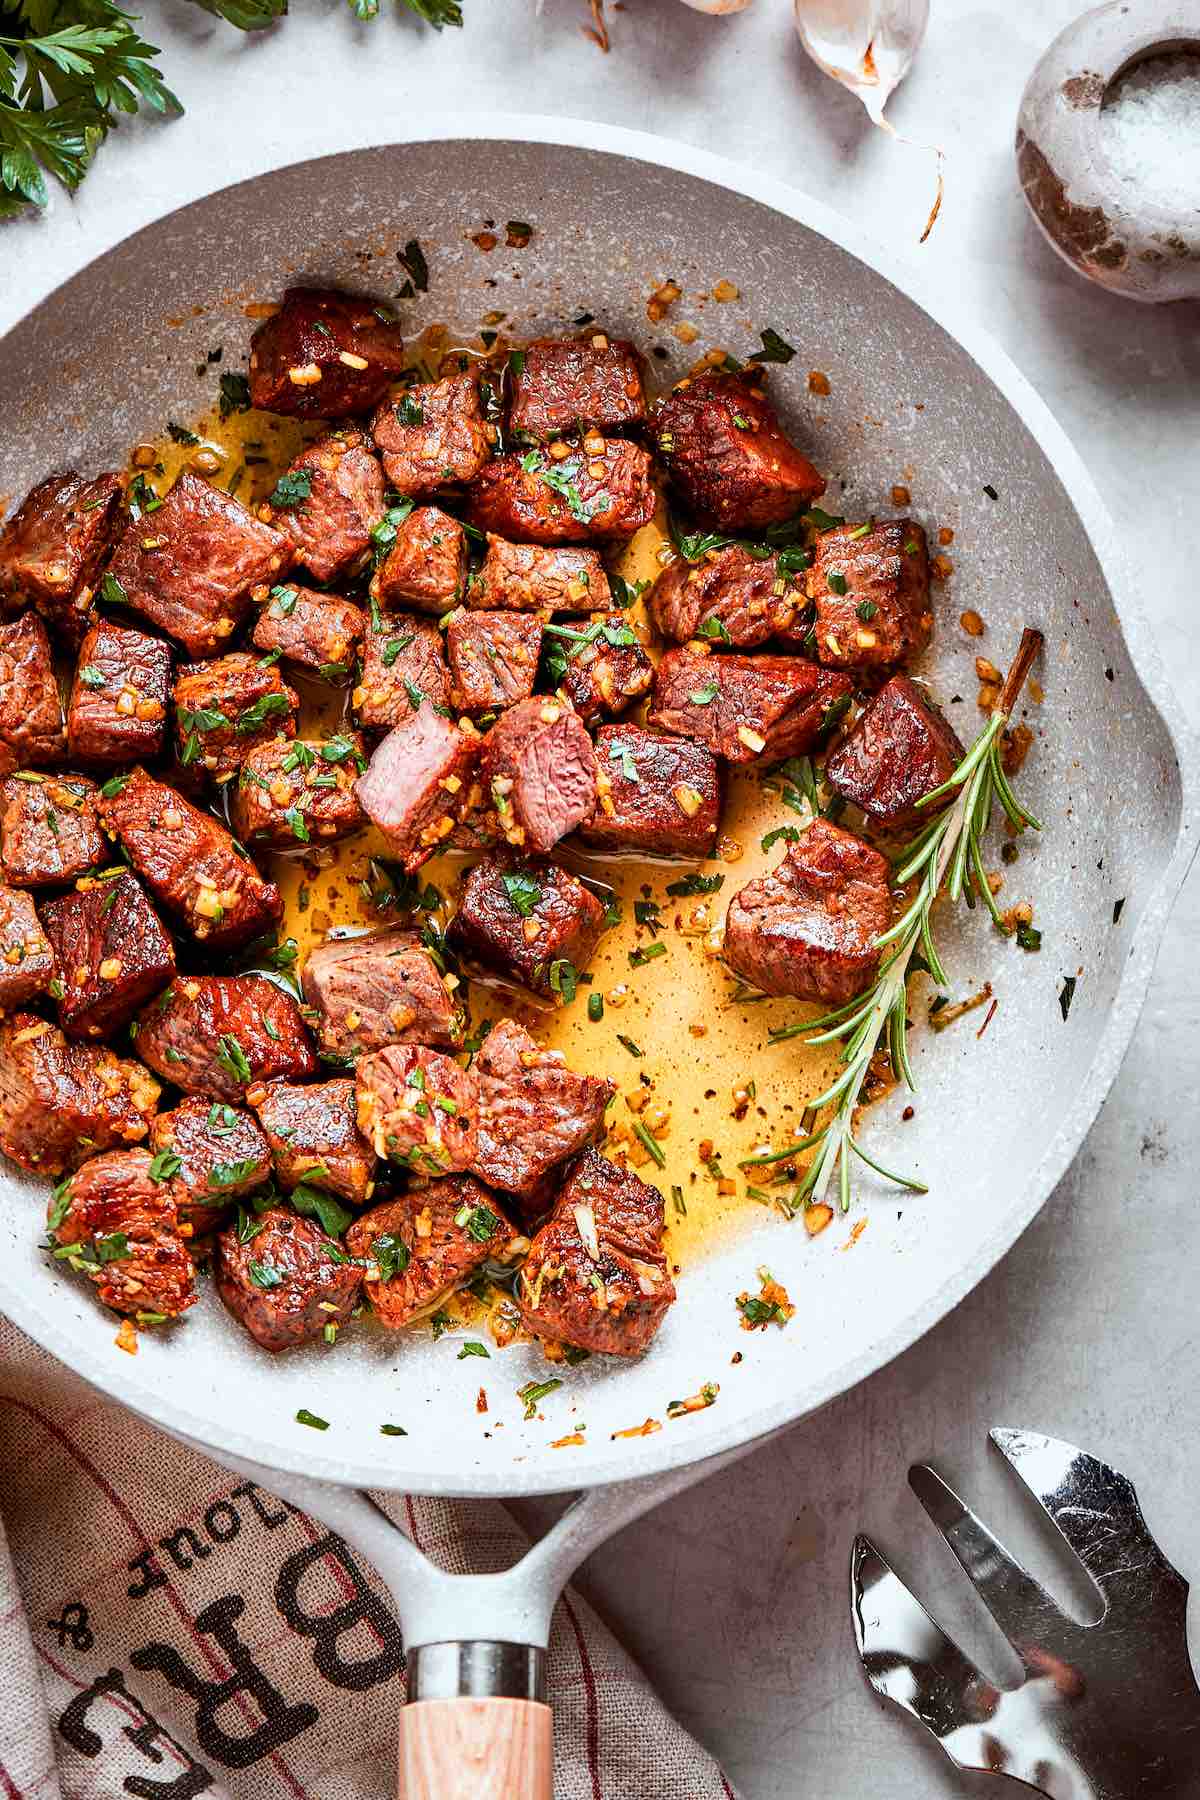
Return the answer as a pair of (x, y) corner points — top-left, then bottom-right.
(1, 2), (1199, 1795)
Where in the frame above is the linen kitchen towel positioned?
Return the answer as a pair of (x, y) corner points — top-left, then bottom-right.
(0, 1317), (739, 1798)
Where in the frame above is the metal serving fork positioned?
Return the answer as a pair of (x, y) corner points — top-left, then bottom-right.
(851, 1428), (1200, 1797)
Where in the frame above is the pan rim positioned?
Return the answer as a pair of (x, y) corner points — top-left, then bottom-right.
(1, 114), (1196, 1499)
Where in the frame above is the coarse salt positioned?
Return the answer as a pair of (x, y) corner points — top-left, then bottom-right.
(1100, 54), (1200, 216)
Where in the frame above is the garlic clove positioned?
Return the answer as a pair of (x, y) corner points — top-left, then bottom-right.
(680, 0), (752, 11)
(793, 0), (929, 125)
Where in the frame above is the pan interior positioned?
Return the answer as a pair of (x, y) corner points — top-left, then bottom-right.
(0, 137), (1181, 1496)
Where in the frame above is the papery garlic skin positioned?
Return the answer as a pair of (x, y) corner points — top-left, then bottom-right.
(679, 0), (753, 11)
(793, 0), (929, 124)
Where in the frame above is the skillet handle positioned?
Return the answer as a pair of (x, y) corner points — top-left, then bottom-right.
(397, 1641), (552, 1800)
(397, 1697), (553, 1799)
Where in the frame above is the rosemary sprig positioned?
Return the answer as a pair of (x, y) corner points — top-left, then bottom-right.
(778, 628), (1043, 1215)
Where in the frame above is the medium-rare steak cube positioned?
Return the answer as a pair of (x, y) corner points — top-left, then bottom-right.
(0, 471), (123, 648)
(467, 441), (655, 546)
(516, 1147), (675, 1357)
(173, 652), (298, 782)
(0, 1012), (159, 1175)
(355, 1043), (477, 1173)
(49, 1149), (196, 1320)
(41, 872), (175, 1040)
(261, 430), (385, 584)
(69, 619), (172, 768)
(472, 1018), (614, 1205)
(648, 544), (804, 648)
(354, 707), (481, 871)
(232, 735), (366, 849)
(447, 611), (542, 717)
(98, 768), (282, 950)
(0, 613), (66, 774)
(251, 581), (365, 684)
(478, 696), (597, 854)
(215, 1206), (364, 1351)
(507, 335), (647, 442)
(150, 1097), (272, 1236)
(346, 1177), (521, 1329)
(106, 471), (292, 659)
(650, 649), (852, 765)
(804, 520), (932, 680)
(825, 674), (964, 829)
(468, 536), (610, 613)
(722, 819), (892, 1004)
(447, 853), (605, 998)
(370, 372), (493, 495)
(370, 505), (466, 614)
(353, 610), (451, 733)
(133, 974), (315, 1099)
(554, 615), (653, 725)
(0, 885), (54, 1006)
(653, 369), (826, 530)
(0, 773), (105, 888)
(302, 927), (463, 1059)
(253, 1079), (375, 1207)
(581, 724), (721, 858)
(248, 287), (407, 419)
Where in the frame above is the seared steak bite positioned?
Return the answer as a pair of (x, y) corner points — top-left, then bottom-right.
(251, 581), (365, 684)
(653, 368), (825, 530)
(68, 620), (172, 767)
(467, 440), (656, 546)
(354, 707), (481, 871)
(106, 471), (292, 659)
(49, 1149), (196, 1320)
(469, 536), (610, 613)
(0, 1012), (159, 1175)
(0, 612), (66, 773)
(355, 1043), (477, 1173)
(649, 543), (805, 648)
(248, 287), (407, 419)
(472, 1018), (614, 1205)
(133, 974), (315, 1099)
(825, 674), (964, 828)
(99, 767), (282, 949)
(150, 1097), (272, 1235)
(261, 430), (385, 584)
(722, 819), (892, 1004)
(517, 1147), (675, 1357)
(232, 735), (365, 849)
(803, 520), (932, 680)
(302, 927), (462, 1059)
(447, 610), (542, 717)
(0, 774), (104, 888)
(582, 723), (721, 858)
(41, 872), (175, 1040)
(370, 505), (467, 614)
(0, 471), (123, 647)
(555, 615), (653, 726)
(172, 652), (298, 782)
(215, 1206), (364, 1352)
(650, 649), (852, 765)
(354, 610), (450, 734)
(253, 1079), (375, 1207)
(479, 696), (597, 854)
(346, 1176), (521, 1329)
(0, 885), (55, 1006)
(447, 853), (605, 998)
(506, 335), (647, 442)
(370, 372), (492, 495)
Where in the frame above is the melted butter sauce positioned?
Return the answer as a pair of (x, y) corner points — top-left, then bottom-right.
(151, 333), (843, 1275)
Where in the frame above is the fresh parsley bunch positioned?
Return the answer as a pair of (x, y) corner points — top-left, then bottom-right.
(0, 0), (463, 218)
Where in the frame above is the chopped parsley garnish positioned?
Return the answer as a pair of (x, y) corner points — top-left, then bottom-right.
(295, 1408), (329, 1431)
(248, 1260), (282, 1290)
(1059, 975), (1077, 1021)
(167, 421), (200, 445)
(616, 1033), (643, 1058)
(380, 1423), (409, 1437)
(1016, 923), (1042, 953)
(235, 691), (290, 734)
(219, 372), (252, 418)
(695, 616), (732, 644)
(826, 571), (848, 595)
(208, 1156), (262, 1189)
(628, 941), (666, 967)
(517, 1377), (562, 1419)
(501, 871), (541, 917)
(291, 1182), (354, 1239)
(396, 393), (425, 427)
(148, 1149), (182, 1182)
(216, 1034), (252, 1084)
(761, 824), (802, 852)
(457, 1340), (490, 1360)
(266, 467), (311, 510)
(381, 634), (415, 667)
(98, 572), (128, 608)
(549, 958), (578, 1004)
(78, 664), (106, 689)
(398, 238), (429, 293)
(748, 327), (796, 364)
(665, 871), (724, 897)
(587, 993), (604, 1022)
(371, 1232), (410, 1283)
(856, 599), (878, 622)
(688, 682), (719, 704)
